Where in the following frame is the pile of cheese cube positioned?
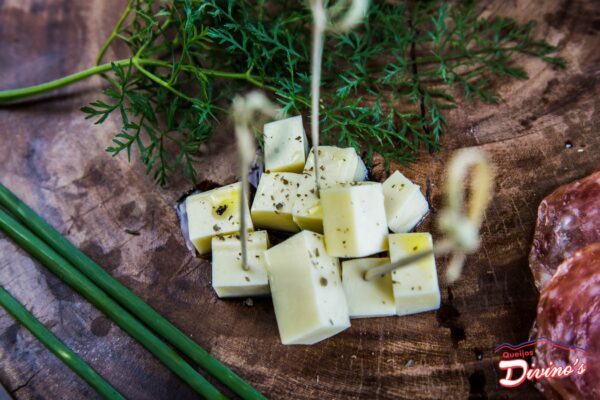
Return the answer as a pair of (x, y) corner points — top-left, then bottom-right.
(185, 116), (440, 345)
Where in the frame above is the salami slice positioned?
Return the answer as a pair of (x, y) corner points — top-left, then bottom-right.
(533, 243), (600, 399)
(529, 170), (600, 290)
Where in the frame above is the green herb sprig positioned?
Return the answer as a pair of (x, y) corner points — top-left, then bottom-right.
(0, 0), (564, 185)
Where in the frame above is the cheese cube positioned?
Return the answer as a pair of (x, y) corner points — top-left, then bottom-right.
(251, 172), (302, 232)
(264, 231), (350, 345)
(354, 155), (368, 181)
(321, 182), (388, 258)
(388, 233), (440, 316)
(291, 146), (368, 233)
(303, 146), (367, 187)
(186, 183), (253, 255)
(211, 231), (270, 298)
(342, 258), (395, 318)
(264, 116), (308, 173)
(383, 171), (429, 233)
(291, 173), (323, 233)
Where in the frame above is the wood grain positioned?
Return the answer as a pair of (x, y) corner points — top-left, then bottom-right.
(0, 0), (598, 399)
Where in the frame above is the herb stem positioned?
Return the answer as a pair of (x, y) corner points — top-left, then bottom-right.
(138, 58), (271, 88)
(132, 59), (198, 105)
(95, 0), (136, 65)
(0, 61), (128, 103)
(0, 58), (269, 106)
(115, 33), (133, 44)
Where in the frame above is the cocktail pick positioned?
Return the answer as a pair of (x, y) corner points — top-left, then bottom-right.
(364, 148), (495, 283)
(308, 0), (369, 193)
(231, 92), (279, 270)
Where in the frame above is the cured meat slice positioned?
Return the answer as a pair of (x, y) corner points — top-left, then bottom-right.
(534, 243), (600, 399)
(529, 170), (600, 290)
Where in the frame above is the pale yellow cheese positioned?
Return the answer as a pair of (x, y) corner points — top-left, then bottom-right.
(264, 231), (350, 345)
(303, 146), (367, 187)
(264, 115), (308, 173)
(342, 258), (395, 318)
(211, 231), (270, 298)
(292, 146), (368, 233)
(383, 171), (429, 233)
(321, 182), (388, 258)
(388, 233), (441, 316)
(186, 183), (253, 255)
(291, 173), (323, 233)
(251, 172), (302, 232)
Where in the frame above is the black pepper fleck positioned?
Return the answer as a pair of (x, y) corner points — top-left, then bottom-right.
(216, 204), (228, 216)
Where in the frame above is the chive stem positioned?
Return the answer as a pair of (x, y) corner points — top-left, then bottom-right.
(0, 184), (266, 400)
(0, 286), (125, 400)
(0, 208), (226, 400)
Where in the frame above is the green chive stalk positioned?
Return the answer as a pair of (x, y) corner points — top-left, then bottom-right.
(0, 184), (265, 400)
(0, 286), (125, 400)
(0, 208), (225, 400)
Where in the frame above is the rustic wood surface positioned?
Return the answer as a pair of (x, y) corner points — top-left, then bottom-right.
(0, 0), (598, 399)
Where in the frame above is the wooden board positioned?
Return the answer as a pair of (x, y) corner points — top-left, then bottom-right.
(0, 0), (599, 398)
